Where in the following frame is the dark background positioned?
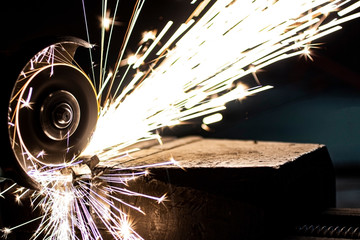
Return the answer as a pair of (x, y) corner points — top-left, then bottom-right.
(1, 0), (360, 207)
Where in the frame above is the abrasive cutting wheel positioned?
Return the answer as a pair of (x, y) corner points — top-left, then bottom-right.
(5, 37), (99, 189)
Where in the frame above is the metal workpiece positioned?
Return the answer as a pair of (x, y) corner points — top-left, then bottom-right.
(96, 137), (335, 240)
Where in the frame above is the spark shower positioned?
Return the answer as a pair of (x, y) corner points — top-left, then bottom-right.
(2, 0), (360, 239)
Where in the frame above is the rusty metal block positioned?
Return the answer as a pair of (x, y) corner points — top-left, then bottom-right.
(106, 137), (335, 240)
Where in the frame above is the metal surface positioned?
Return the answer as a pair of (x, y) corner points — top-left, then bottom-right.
(97, 137), (336, 240)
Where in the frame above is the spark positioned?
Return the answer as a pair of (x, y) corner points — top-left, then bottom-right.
(301, 45), (315, 61)
(20, 87), (33, 109)
(81, 0), (96, 85)
(36, 150), (46, 159)
(101, 10), (112, 31)
(169, 156), (184, 170)
(141, 30), (157, 42)
(1, 216), (44, 239)
(338, 0), (360, 16)
(0, 183), (17, 199)
(97, 71), (114, 100)
(1, 228), (11, 239)
(202, 113), (223, 125)
(14, 187), (25, 194)
(156, 19), (195, 56)
(127, 54), (139, 65)
(157, 194), (167, 204)
(133, 21), (173, 68)
(116, 214), (138, 240)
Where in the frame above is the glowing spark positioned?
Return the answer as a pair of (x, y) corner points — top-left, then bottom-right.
(301, 45), (314, 61)
(169, 156), (184, 170)
(1, 228), (11, 239)
(14, 187), (25, 194)
(36, 150), (46, 159)
(133, 21), (173, 68)
(157, 194), (167, 204)
(20, 87), (33, 109)
(81, 0), (96, 85)
(142, 30), (157, 42)
(15, 195), (22, 204)
(0, 183), (16, 199)
(1, 215), (45, 239)
(187, 0), (211, 21)
(97, 71), (114, 100)
(338, 1), (360, 16)
(156, 19), (195, 56)
(117, 215), (136, 240)
(127, 54), (139, 65)
(202, 113), (223, 125)
(101, 10), (112, 31)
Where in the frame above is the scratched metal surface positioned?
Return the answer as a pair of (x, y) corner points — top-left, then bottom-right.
(96, 137), (334, 240)
(103, 136), (325, 169)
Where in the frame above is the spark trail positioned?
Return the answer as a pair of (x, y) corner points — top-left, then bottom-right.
(3, 0), (360, 240)
(84, 0), (360, 158)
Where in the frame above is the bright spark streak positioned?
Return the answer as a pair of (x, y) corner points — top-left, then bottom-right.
(338, 0), (360, 16)
(133, 21), (174, 68)
(202, 113), (223, 125)
(97, 71), (114, 100)
(1, 216), (44, 239)
(0, 183), (17, 199)
(20, 87), (33, 109)
(156, 19), (195, 56)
